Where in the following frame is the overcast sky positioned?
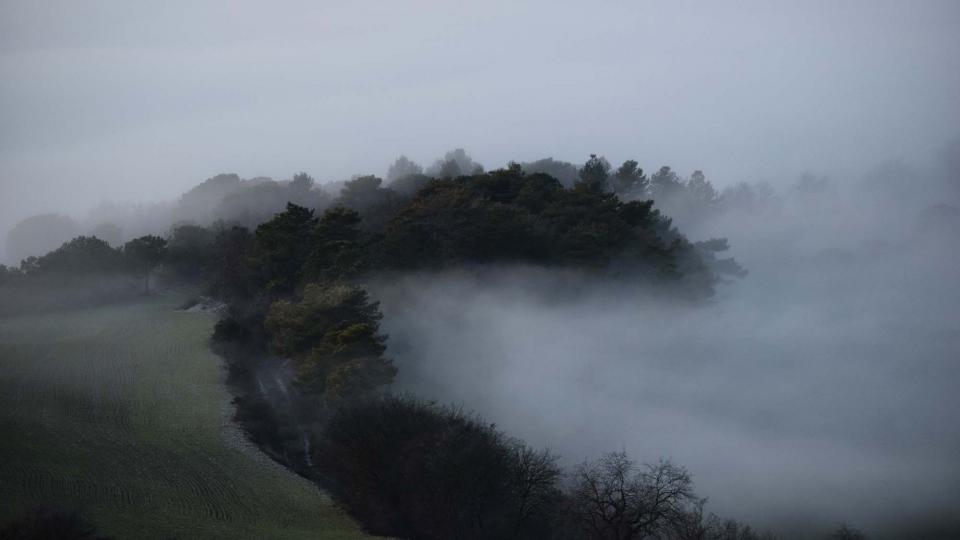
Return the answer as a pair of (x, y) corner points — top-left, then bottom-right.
(1, 0), (959, 239)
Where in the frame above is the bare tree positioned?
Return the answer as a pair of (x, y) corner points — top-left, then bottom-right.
(670, 498), (712, 540)
(570, 452), (697, 540)
(507, 443), (563, 535)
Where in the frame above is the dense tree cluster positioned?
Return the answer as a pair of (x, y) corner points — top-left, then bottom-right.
(0, 235), (167, 285)
(175, 172), (329, 229)
(316, 396), (788, 540)
(265, 283), (395, 403)
(0, 234), (170, 314)
(1, 152), (769, 539)
(184, 160), (759, 538)
(317, 396), (562, 539)
(378, 164), (683, 272)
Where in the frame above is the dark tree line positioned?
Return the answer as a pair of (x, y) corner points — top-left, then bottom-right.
(1, 234), (167, 288)
(316, 395), (792, 540)
(1, 153), (780, 539)
(179, 158), (760, 538)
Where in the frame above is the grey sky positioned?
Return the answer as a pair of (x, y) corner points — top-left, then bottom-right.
(1, 0), (959, 247)
(2, 3), (959, 534)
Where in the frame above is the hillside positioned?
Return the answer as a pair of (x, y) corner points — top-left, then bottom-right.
(0, 296), (367, 539)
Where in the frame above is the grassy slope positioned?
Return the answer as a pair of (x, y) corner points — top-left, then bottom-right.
(0, 296), (367, 540)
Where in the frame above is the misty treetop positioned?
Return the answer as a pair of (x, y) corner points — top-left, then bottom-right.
(0, 234), (171, 314)
(194, 157), (743, 310)
(2, 234), (168, 284)
(6, 151), (905, 540)
(186, 154), (748, 496)
(123, 235), (167, 294)
(316, 394), (783, 540)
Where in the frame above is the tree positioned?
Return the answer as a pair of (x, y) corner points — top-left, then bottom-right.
(123, 235), (167, 294)
(507, 443), (564, 537)
(254, 203), (318, 295)
(386, 155), (424, 182)
(265, 282), (395, 401)
(388, 173), (433, 197)
(686, 170), (717, 207)
(438, 159), (463, 178)
(208, 225), (256, 302)
(577, 154), (612, 192)
(304, 207), (365, 282)
(316, 395), (562, 540)
(339, 175), (392, 211)
(650, 166), (684, 200)
(570, 452), (697, 540)
(612, 160), (648, 198)
(290, 171), (314, 192)
(24, 236), (124, 277)
(0, 264), (22, 287)
(426, 148), (483, 178)
(166, 224), (215, 281)
(521, 157), (580, 187)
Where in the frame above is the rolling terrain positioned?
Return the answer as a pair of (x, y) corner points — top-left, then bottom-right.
(0, 295), (367, 539)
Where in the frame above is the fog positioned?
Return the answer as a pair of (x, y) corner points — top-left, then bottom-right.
(3, 1), (960, 537)
(372, 167), (960, 537)
(2, 0), (960, 261)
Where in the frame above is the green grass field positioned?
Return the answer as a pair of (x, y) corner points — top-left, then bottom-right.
(0, 295), (368, 539)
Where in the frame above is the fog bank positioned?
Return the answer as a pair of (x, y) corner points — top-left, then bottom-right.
(372, 183), (960, 537)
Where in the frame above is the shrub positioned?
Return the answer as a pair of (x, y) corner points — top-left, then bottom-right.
(315, 395), (562, 539)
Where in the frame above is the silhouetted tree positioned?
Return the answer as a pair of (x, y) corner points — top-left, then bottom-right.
(570, 452), (697, 540)
(426, 148), (483, 177)
(254, 203), (318, 295)
(339, 175), (387, 209)
(0, 264), (21, 287)
(577, 154), (612, 192)
(387, 173), (432, 197)
(214, 177), (330, 228)
(439, 159), (463, 178)
(521, 157), (580, 187)
(123, 235), (167, 294)
(386, 155), (424, 182)
(316, 395), (562, 540)
(208, 225), (257, 302)
(303, 208), (365, 282)
(650, 166), (684, 200)
(290, 171), (315, 192)
(23, 236), (124, 277)
(508, 443), (564, 537)
(166, 224), (215, 281)
(613, 159), (649, 198)
(686, 170), (717, 207)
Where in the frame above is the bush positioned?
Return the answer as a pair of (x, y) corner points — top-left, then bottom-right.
(315, 395), (562, 539)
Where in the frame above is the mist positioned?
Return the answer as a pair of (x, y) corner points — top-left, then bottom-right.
(371, 159), (960, 537)
(3, 1), (960, 538)
(3, 0), (959, 261)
